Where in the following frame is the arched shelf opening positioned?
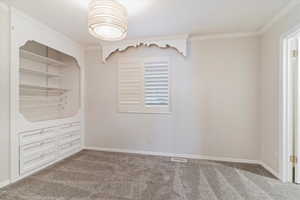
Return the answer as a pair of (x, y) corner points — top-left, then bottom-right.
(19, 41), (81, 122)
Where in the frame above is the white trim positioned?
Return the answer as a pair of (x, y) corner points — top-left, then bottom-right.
(0, 180), (10, 188)
(279, 33), (290, 183)
(84, 146), (260, 164)
(85, 147), (283, 179)
(259, 162), (280, 179)
(85, 32), (260, 51)
(259, 0), (300, 34)
(191, 0), (300, 38)
(279, 23), (300, 183)
(190, 32), (260, 41)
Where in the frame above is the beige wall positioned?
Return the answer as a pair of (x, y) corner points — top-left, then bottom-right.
(0, 2), (10, 184)
(85, 37), (261, 160)
(260, 4), (300, 175)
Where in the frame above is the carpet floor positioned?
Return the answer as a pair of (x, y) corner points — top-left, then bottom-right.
(1, 150), (300, 200)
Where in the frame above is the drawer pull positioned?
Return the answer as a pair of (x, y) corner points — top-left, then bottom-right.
(23, 142), (44, 151)
(22, 129), (55, 139)
(66, 133), (77, 137)
(23, 131), (43, 138)
(61, 143), (72, 150)
(24, 154), (45, 165)
(42, 129), (55, 133)
(61, 124), (72, 129)
(23, 139), (55, 151)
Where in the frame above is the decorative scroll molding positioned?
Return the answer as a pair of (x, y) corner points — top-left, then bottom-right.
(101, 34), (188, 62)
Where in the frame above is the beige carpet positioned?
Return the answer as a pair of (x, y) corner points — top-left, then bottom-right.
(1, 150), (300, 200)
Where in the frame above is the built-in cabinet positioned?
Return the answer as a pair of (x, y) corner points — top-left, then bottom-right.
(10, 8), (84, 182)
(19, 122), (81, 175)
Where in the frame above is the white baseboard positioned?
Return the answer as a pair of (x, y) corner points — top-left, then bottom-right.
(0, 180), (10, 188)
(84, 146), (260, 164)
(259, 161), (280, 179)
(0, 148), (280, 190)
(85, 147), (283, 180)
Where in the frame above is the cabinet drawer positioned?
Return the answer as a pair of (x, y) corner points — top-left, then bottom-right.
(20, 148), (57, 175)
(20, 128), (57, 146)
(60, 131), (80, 145)
(59, 139), (81, 157)
(21, 138), (56, 157)
(60, 125), (80, 134)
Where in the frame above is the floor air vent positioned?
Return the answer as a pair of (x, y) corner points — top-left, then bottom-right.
(171, 157), (188, 163)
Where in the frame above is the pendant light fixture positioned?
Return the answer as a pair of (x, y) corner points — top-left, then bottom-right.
(88, 0), (128, 41)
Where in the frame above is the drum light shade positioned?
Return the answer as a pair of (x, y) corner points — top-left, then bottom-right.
(88, 0), (128, 41)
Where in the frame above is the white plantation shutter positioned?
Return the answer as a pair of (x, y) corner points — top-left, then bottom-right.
(119, 57), (170, 113)
(143, 58), (170, 113)
(118, 59), (143, 112)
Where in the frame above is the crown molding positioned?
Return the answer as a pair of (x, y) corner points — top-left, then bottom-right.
(85, 32), (259, 51)
(0, 1), (9, 10)
(190, 32), (260, 41)
(191, 0), (300, 39)
(258, 0), (300, 34)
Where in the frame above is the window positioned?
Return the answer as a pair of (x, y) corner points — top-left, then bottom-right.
(118, 57), (170, 113)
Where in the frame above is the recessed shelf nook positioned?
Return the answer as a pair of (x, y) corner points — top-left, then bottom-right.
(19, 41), (80, 122)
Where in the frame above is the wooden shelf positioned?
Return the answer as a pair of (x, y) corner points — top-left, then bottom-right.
(20, 96), (63, 100)
(20, 50), (69, 67)
(20, 84), (69, 92)
(20, 67), (62, 78)
(21, 103), (65, 109)
(20, 93), (64, 97)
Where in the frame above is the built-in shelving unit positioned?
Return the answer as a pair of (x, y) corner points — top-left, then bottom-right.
(20, 49), (69, 67)
(20, 83), (69, 92)
(10, 10), (83, 182)
(20, 67), (62, 78)
(19, 41), (80, 122)
(20, 103), (66, 109)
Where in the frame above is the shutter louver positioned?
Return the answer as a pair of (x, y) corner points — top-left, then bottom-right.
(144, 60), (169, 107)
(118, 60), (142, 112)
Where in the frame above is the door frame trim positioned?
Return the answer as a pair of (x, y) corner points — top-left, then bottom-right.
(279, 24), (300, 182)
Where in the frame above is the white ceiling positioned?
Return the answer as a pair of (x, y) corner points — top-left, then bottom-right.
(6, 0), (291, 46)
